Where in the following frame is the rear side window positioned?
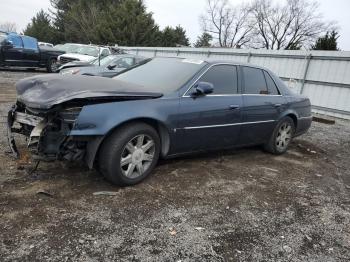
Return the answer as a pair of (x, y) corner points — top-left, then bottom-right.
(263, 71), (280, 95)
(197, 65), (238, 94)
(8, 35), (23, 48)
(242, 67), (268, 95)
(22, 36), (38, 50)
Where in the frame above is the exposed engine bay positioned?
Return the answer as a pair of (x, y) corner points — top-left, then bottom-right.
(8, 102), (87, 162)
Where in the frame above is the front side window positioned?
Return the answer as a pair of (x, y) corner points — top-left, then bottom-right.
(195, 65), (238, 95)
(8, 35), (23, 48)
(242, 67), (268, 95)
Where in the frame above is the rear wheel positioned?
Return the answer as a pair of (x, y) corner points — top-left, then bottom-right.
(264, 116), (295, 154)
(98, 123), (160, 186)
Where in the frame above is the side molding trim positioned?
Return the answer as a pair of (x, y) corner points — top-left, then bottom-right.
(180, 119), (275, 130)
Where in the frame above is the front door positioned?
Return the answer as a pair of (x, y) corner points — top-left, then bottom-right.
(175, 64), (243, 153)
(3, 34), (24, 65)
(22, 36), (40, 66)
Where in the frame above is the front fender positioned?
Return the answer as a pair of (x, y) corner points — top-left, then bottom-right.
(70, 98), (178, 136)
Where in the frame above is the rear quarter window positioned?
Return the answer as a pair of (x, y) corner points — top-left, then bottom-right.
(264, 71), (280, 95)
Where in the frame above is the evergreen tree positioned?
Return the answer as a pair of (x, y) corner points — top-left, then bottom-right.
(25, 0), (190, 47)
(312, 31), (339, 50)
(23, 10), (57, 43)
(194, 32), (213, 47)
(159, 25), (190, 47)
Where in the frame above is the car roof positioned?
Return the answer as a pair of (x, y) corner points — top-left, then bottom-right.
(149, 56), (270, 71)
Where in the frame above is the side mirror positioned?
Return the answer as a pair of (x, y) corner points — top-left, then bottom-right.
(107, 64), (117, 70)
(191, 82), (214, 97)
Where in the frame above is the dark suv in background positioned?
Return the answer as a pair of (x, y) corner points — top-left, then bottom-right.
(0, 32), (64, 72)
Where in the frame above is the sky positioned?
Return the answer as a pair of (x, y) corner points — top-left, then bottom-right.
(1, 0), (350, 50)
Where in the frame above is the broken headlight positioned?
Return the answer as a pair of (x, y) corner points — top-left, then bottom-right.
(59, 107), (82, 124)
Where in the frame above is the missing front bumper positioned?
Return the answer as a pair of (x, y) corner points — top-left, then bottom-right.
(7, 105), (19, 158)
(7, 105), (45, 159)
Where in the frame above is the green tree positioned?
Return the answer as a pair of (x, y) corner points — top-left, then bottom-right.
(97, 0), (162, 46)
(312, 31), (339, 50)
(159, 25), (190, 47)
(49, 0), (163, 46)
(23, 10), (57, 43)
(194, 32), (213, 47)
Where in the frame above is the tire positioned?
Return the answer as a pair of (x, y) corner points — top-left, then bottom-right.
(98, 122), (160, 186)
(264, 116), (295, 155)
(47, 58), (58, 73)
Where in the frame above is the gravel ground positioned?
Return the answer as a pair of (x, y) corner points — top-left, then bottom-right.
(0, 70), (350, 261)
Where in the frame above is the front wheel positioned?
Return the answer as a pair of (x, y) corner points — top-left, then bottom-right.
(98, 123), (160, 186)
(264, 116), (295, 154)
(47, 58), (58, 73)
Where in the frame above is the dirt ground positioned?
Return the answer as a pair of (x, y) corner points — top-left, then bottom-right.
(0, 69), (350, 262)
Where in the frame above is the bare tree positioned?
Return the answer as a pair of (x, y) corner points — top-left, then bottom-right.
(200, 0), (255, 48)
(0, 22), (17, 32)
(250, 0), (335, 49)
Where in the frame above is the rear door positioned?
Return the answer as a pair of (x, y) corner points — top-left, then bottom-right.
(175, 64), (243, 153)
(21, 36), (40, 66)
(239, 66), (286, 145)
(3, 34), (24, 65)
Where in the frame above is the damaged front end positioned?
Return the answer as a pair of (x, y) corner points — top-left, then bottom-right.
(7, 102), (87, 163)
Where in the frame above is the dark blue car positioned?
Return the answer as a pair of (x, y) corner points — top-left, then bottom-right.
(8, 57), (312, 186)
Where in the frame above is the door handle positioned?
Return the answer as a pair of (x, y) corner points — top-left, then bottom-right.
(274, 103), (282, 107)
(229, 105), (240, 110)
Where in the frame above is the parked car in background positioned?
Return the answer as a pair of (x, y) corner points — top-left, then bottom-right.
(60, 54), (146, 77)
(38, 42), (54, 48)
(0, 32), (65, 72)
(57, 45), (111, 65)
(8, 57), (312, 186)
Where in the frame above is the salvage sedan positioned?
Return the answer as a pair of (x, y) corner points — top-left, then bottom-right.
(7, 57), (312, 186)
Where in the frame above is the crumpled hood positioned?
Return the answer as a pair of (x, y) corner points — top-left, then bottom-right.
(59, 53), (96, 62)
(76, 66), (125, 76)
(16, 74), (163, 109)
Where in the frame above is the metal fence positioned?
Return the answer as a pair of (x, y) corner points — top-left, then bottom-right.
(121, 46), (350, 120)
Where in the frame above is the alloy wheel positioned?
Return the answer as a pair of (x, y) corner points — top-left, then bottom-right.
(120, 134), (155, 179)
(275, 122), (292, 151)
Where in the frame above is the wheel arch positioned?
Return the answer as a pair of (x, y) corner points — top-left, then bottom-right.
(285, 113), (297, 129)
(86, 117), (171, 169)
(279, 110), (298, 129)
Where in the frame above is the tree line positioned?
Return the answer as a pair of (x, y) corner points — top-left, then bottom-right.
(2, 0), (340, 50)
(198, 0), (339, 50)
(23, 0), (189, 47)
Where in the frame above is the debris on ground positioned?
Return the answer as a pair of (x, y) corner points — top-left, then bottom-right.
(92, 191), (119, 196)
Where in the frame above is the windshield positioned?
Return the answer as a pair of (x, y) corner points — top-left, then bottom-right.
(92, 55), (118, 66)
(76, 46), (99, 57)
(113, 57), (207, 94)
